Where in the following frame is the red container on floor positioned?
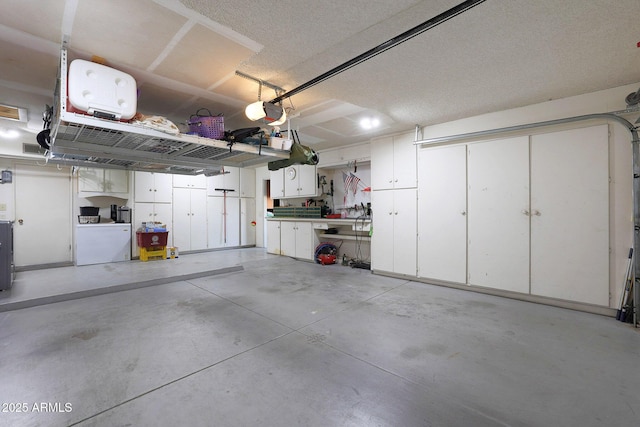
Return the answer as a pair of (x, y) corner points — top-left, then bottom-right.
(136, 231), (168, 247)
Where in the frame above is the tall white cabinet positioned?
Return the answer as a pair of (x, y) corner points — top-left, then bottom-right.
(173, 180), (208, 252)
(417, 144), (467, 284)
(371, 189), (417, 275)
(371, 132), (417, 276)
(416, 125), (610, 306)
(467, 136), (531, 294)
(529, 126), (609, 305)
(133, 171), (173, 255)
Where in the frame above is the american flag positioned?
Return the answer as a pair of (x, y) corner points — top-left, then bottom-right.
(343, 172), (361, 195)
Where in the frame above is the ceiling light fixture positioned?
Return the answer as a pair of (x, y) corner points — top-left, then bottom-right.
(360, 118), (380, 130)
(0, 128), (19, 139)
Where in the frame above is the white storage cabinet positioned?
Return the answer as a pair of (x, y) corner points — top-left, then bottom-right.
(370, 188), (417, 276)
(417, 144), (468, 284)
(280, 221), (315, 261)
(78, 167), (128, 195)
(173, 187), (208, 251)
(371, 133), (417, 190)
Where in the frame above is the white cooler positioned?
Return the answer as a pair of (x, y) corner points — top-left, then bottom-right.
(68, 59), (137, 120)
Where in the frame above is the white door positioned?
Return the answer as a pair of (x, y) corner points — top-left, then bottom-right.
(269, 170), (284, 199)
(418, 144), (467, 283)
(134, 171), (155, 202)
(14, 163), (72, 266)
(172, 188), (192, 251)
(371, 138), (394, 190)
(280, 221), (296, 257)
(189, 189), (208, 250)
(371, 190), (394, 272)
(153, 203), (173, 246)
(530, 125), (609, 305)
(224, 197), (240, 247)
(295, 221), (314, 260)
(207, 196), (239, 247)
(393, 133), (417, 189)
(467, 136), (530, 293)
(266, 221), (281, 254)
(240, 168), (256, 198)
(297, 165), (317, 197)
(283, 166), (299, 197)
(240, 198), (256, 245)
(207, 196), (224, 248)
(393, 188), (417, 276)
(154, 173), (173, 203)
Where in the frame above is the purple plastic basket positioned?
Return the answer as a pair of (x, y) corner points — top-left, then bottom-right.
(188, 108), (224, 139)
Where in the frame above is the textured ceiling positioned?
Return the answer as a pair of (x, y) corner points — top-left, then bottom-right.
(0, 0), (639, 151)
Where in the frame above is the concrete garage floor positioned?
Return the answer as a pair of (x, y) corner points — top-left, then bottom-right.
(0, 248), (638, 426)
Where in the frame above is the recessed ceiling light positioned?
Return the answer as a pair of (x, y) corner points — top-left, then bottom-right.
(0, 128), (19, 139)
(360, 117), (380, 130)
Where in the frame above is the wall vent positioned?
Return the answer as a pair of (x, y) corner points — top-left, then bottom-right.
(23, 143), (46, 155)
(0, 104), (27, 122)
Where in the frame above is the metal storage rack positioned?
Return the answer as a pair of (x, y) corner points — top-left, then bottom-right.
(46, 48), (289, 175)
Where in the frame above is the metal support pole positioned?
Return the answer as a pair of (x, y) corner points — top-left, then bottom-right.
(633, 138), (640, 326)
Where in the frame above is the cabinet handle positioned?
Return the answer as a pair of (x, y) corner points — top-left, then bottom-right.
(395, 179), (398, 182)
(388, 212), (393, 215)
(461, 211), (466, 216)
(395, 212), (398, 215)
(522, 209), (530, 216)
(533, 210), (541, 216)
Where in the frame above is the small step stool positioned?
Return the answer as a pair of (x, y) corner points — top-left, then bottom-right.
(139, 246), (167, 262)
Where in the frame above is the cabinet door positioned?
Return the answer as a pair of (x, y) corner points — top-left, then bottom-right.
(134, 172), (155, 202)
(208, 166), (239, 195)
(224, 197), (241, 247)
(152, 203), (172, 232)
(173, 174), (193, 188)
(240, 198), (256, 245)
(154, 173), (173, 203)
(207, 196), (225, 248)
(135, 172), (172, 203)
(467, 136), (530, 294)
(78, 168), (103, 192)
(393, 189), (417, 276)
(295, 221), (314, 261)
(283, 166), (299, 197)
(189, 189), (208, 250)
(393, 133), (417, 189)
(418, 145), (467, 283)
(240, 168), (256, 198)
(280, 221), (296, 257)
(133, 202), (156, 227)
(297, 165), (317, 197)
(266, 221), (281, 254)
(371, 138), (394, 190)
(104, 169), (128, 193)
(207, 196), (240, 247)
(270, 169), (285, 199)
(133, 203), (156, 257)
(172, 188), (192, 251)
(371, 190), (394, 272)
(530, 125), (609, 306)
